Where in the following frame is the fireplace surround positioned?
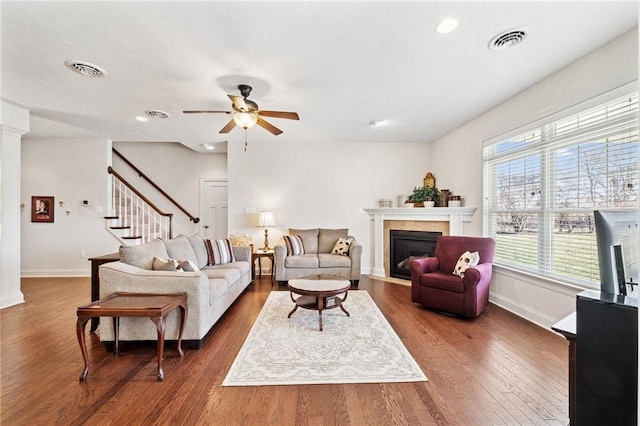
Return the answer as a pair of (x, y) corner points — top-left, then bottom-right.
(362, 207), (477, 277)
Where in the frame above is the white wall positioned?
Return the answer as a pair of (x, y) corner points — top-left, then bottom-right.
(227, 140), (432, 271)
(20, 138), (119, 275)
(112, 142), (227, 237)
(429, 29), (639, 328)
(20, 140), (227, 276)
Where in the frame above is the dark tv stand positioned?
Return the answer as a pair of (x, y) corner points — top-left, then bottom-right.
(553, 290), (638, 425)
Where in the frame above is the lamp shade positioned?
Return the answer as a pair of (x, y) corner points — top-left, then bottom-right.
(257, 211), (276, 227)
(233, 112), (258, 129)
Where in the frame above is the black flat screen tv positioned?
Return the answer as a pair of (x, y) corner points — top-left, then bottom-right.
(594, 209), (639, 296)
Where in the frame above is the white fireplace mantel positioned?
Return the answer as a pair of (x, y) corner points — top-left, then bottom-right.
(362, 207), (477, 277)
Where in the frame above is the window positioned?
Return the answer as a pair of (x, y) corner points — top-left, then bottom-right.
(483, 89), (639, 287)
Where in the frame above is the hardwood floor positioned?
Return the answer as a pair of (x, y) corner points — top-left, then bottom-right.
(1, 275), (569, 425)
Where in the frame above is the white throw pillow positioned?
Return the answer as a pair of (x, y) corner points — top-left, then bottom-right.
(152, 257), (181, 271)
(453, 251), (480, 277)
(178, 259), (200, 272)
(331, 237), (353, 256)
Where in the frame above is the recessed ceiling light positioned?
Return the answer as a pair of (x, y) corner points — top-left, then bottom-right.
(64, 60), (106, 77)
(145, 110), (169, 119)
(203, 144), (215, 150)
(369, 119), (387, 127)
(436, 18), (459, 34)
(135, 116), (148, 122)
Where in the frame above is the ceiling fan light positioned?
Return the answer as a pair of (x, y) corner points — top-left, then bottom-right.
(233, 112), (258, 129)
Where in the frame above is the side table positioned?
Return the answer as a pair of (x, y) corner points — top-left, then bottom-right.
(76, 292), (187, 382)
(252, 250), (275, 285)
(87, 252), (120, 333)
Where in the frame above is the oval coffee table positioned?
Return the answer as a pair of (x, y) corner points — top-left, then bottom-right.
(287, 274), (352, 331)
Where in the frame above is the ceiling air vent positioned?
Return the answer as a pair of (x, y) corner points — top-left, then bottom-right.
(145, 110), (170, 119)
(64, 60), (106, 77)
(488, 27), (528, 51)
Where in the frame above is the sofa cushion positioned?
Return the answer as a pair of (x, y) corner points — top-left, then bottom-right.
(205, 238), (236, 265)
(331, 237), (353, 256)
(284, 235), (305, 255)
(162, 235), (198, 265)
(184, 234), (209, 269)
(208, 279), (228, 305)
(421, 271), (464, 293)
(119, 239), (169, 270)
(285, 254), (320, 268)
(152, 257), (180, 271)
(318, 253), (352, 268)
(318, 228), (348, 253)
(289, 228), (319, 254)
(202, 267), (240, 288)
(205, 261), (250, 275)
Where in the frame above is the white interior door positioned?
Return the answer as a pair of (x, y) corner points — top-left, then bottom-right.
(200, 179), (228, 239)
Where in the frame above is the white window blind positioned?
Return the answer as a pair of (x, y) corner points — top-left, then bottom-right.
(483, 90), (639, 287)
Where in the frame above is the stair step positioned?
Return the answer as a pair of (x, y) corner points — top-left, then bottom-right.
(122, 236), (142, 240)
(110, 226), (130, 230)
(104, 216), (119, 220)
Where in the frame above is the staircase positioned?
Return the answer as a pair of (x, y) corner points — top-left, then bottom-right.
(106, 166), (173, 245)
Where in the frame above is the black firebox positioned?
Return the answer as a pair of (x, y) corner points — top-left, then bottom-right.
(390, 230), (441, 279)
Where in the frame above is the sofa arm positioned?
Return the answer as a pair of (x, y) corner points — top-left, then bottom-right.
(274, 243), (287, 281)
(348, 238), (362, 280)
(232, 246), (251, 262)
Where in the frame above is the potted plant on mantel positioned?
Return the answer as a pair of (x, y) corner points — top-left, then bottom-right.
(410, 186), (440, 207)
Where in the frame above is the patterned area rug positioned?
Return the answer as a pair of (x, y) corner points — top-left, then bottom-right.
(222, 290), (427, 386)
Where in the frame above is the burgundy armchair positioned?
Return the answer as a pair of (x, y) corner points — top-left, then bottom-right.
(409, 235), (496, 318)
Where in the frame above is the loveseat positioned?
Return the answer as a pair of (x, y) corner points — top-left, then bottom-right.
(99, 234), (251, 349)
(274, 228), (361, 286)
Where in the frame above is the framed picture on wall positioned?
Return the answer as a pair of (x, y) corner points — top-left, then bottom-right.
(31, 196), (54, 223)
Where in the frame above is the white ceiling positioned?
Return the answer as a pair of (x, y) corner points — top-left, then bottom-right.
(2, 1), (638, 153)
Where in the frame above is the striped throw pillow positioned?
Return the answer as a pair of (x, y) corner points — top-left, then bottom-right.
(284, 235), (305, 256)
(205, 238), (236, 265)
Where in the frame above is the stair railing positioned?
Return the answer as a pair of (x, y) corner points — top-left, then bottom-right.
(107, 166), (173, 243)
(112, 148), (199, 223)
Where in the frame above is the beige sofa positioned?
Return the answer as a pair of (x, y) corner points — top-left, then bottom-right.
(274, 228), (361, 286)
(99, 234), (251, 349)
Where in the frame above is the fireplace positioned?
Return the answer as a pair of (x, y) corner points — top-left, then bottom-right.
(390, 230), (441, 279)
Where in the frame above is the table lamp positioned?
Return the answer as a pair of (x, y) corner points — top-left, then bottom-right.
(256, 211), (276, 251)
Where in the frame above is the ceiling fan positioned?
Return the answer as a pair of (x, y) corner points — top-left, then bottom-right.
(183, 84), (299, 136)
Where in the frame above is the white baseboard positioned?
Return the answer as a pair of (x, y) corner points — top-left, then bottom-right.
(21, 269), (90, 278)
(489, 292), (557, 330)
(0, 292), (25, 308)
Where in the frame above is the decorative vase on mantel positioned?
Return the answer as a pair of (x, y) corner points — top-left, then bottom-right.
(439, 189), (450, 207)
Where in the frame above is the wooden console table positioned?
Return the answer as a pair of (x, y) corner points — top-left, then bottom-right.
(87, 252), (120, 332)
(76, 292), (187, 382)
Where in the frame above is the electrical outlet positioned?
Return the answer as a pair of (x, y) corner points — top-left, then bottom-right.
(80, 251), (86, 258)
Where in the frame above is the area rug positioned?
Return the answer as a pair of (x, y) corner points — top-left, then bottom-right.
(222, 290), (427, 386)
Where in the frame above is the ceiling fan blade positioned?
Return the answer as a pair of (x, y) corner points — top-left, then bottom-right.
(183, 110), (231, 114)
(228, 95), (248, 111)
(257, 117), (283, 135)
(219, 119), (236, 134)
(258, 110), (300, 120)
